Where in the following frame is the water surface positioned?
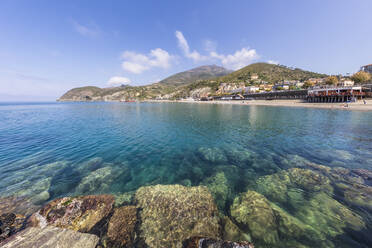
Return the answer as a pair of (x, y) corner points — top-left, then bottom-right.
(0, 102), (371, 247)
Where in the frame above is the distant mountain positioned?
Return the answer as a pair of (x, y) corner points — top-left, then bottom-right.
(158, 65), (232, 86)
(58, 63), (328, 101)
(58, 84), (173, 101)
(58, 65), (231, 101)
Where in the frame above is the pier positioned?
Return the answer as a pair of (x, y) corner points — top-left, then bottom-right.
(212, 85), (372, 103)
(307, 86), (366, 103)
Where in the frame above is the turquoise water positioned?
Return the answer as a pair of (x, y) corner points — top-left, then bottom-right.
(0, 102), (371, 247)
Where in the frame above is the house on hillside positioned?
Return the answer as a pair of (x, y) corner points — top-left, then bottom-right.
(250, 74), (259, 80)
(308, 78), (325, 85)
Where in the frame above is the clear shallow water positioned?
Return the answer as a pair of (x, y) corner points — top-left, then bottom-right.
(0, 102), (372, 247)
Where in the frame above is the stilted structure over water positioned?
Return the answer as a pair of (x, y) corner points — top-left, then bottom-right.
(307, 86), (366, 103)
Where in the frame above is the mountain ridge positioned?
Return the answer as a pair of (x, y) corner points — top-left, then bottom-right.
(58, 63), (328, 101)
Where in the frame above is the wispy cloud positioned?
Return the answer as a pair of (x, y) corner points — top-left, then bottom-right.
(175, 31), (259, 70)
(71, 20), (100, 37)
(121, 48), (173, 74)
(211, 48), (259, 70)
(268, 60), (279, 65)
(107, 76), (131, 87)
(175, 31), (208, 62)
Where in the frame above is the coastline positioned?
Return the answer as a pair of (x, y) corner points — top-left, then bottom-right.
(146, 99), (372, 111)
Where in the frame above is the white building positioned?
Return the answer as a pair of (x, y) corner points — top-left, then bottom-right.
(339, 80), (354, 87)
(244, 86), (260, 93)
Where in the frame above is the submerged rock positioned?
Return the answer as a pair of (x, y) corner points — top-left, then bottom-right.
(75, 166), (115, 195)
(29, 194), (114, 233)
(224, 148), (256, 164)
(256, 168), (333, 207)
(0, 226), (99, 248)
(222, 216), (251, 242)
(304, 164), (372, 211)
(202, 172), (232, 211)
(105, 205), (137, 248)
(198, 147), (228, 164)
(76, 157), (104, 173)
(230, 190), (324, 247)
(230, 190), (279, 245)
(295, 192), (366, 235)
(250, 166), (370, 247)
(183, 237), (254, 248)
(135, 184), (221, 248)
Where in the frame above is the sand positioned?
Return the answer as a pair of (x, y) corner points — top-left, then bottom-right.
(147, 99), (372, 111)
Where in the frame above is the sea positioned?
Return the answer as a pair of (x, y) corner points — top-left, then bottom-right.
(0, 102), (371, 247)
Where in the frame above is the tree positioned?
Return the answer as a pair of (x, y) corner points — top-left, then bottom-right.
(325, 76), (339, 86)
(351, 71), (371, 84)
(303, 80), (314, 89)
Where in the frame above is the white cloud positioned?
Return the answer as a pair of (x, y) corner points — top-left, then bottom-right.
(268, 60), (279, 65)
(210, 48), (259, 70)
(175, 31), (208, 62)
(175, 31), (259, 69)
(121, 48), (173, 74)
(107, 76), (131, 87)
(71, 20), (99, 37)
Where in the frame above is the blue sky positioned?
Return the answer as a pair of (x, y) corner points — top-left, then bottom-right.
(1, 0), (371, 101)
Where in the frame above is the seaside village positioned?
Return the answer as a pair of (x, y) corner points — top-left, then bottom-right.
(182, 64), (372, 103)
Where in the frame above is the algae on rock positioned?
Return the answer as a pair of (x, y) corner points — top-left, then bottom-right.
(29, 195), (114, 233)
(201, 172), (232, 212)
(135, 184), (221, 248)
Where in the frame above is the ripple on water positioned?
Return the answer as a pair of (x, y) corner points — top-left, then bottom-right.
(0, 102), (371, 247)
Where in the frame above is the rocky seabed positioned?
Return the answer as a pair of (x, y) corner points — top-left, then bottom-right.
(0, 152), (371, 248)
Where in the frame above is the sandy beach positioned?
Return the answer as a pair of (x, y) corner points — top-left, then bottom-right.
(147, 99), (372, 111)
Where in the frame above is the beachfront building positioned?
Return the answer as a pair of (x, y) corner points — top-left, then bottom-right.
(307, 86), (364, 102)
(361, 64), (372, 74)
(244, 86), (260, 93)
(273, 84), (289, 90)
(339, 79), (354, 87)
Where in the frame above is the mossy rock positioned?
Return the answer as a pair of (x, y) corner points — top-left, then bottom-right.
(230, 190), (335, 247)
(295, 192), (366, 236)
(198, 147), (228, 164)
(230, 190), (279, 245)
(135, 184), (221, 248)
(201, 172), (232, 212)
(222, 216), (251, 242)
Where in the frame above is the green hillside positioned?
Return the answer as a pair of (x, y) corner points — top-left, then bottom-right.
(218, 63), (327, 83)
(158, 65), (232, 86)
(58, 63), (328, 101)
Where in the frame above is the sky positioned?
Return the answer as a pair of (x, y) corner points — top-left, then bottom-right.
(0, 0), (372, 101)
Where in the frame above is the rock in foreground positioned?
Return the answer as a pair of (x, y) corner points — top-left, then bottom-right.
(105, 205), (137, 247)
(0, 213), (26, 243)
(135, 184), (221, 248)
(28, 194), (114, 233)
(0, 226), (99, 248)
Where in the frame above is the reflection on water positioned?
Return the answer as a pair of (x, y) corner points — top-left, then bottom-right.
(0, 102), (371, 247)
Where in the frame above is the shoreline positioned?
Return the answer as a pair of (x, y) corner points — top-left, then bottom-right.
(146, 99), (372, 111)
